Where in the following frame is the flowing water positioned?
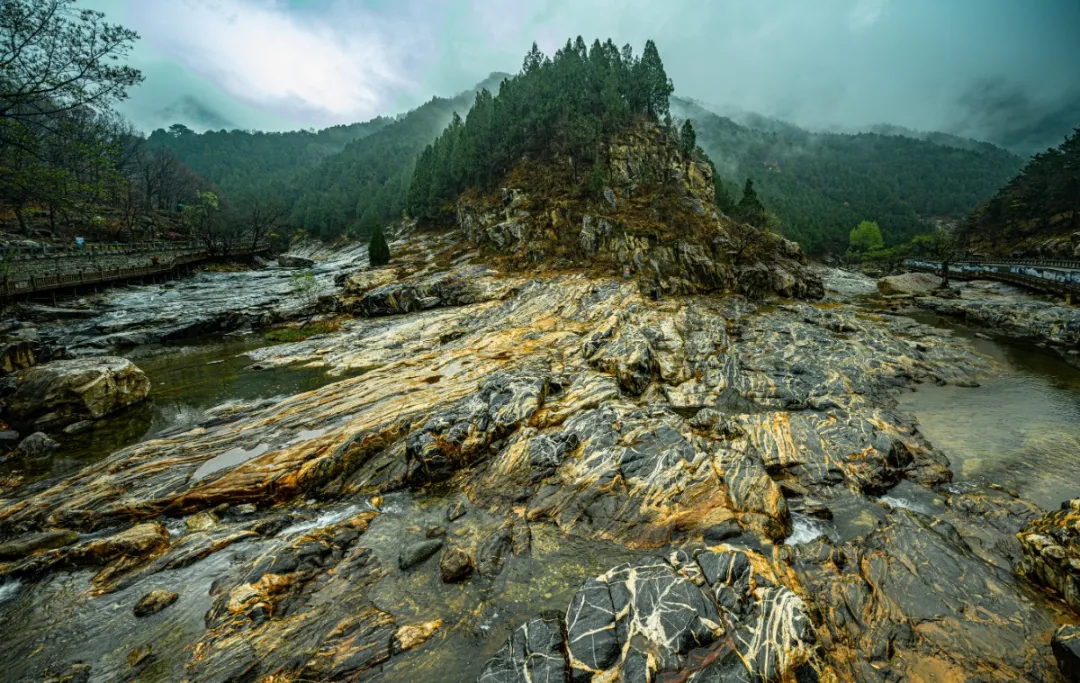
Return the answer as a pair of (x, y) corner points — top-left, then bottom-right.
(898, 310), (1080, 510)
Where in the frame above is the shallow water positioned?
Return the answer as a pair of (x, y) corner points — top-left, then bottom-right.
(1, 336), (345, 487)
(898, 310), (1080, 510)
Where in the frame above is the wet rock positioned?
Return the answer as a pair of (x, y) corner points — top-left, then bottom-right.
(484, 549), (817, 682)
(792, 508), (1062, 679)
(877, 272), (942, 295)
(8, 356), (150, 429)
(439, 545), (474, 583)
(393, 619), (443, 652)
(1053, 624), (1080, 683)
(41, 663), (91, 683)
(61, 420), (93, 435)
(1018, 498), (1080, 612)
(126, 644), (153, 670)
(477, 526), (514, 577)
(0, 529), (78, 560)
(478, 613), (568, 683)
(277, 254), (316, 268)
(703, 519), (743, 543)
(184, 509), (221, 532)
(126, 644), (153, 668)
(446, 501), (467, 521)
(0, 429), (18, 442)
(133, 589), (178, 617)
(16, 431), (59, 457)
(425, 524), (446, 538)
(398, 538), (443, 571)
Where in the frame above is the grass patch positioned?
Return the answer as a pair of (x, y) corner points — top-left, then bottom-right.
(265, 321), (340, 343)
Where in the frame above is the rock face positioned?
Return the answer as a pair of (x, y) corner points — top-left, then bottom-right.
(8, 357), (150, 429)
(1018, 498), (1080, 612)
(480, 548), (818, 682)
(1054, 624), (1080, 683)
(877, 271), (942, 295)
(456, 123), (822, 300)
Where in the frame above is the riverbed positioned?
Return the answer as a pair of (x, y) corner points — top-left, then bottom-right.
(899, 309), (1080, 510)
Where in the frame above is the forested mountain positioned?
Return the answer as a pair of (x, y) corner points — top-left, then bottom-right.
(674, 98), (1024, 254)
(146, 118), (392, 199)
(408, 38), (675, 222)
(965, 127), (1080, 252)
(289, 73), (507, 238)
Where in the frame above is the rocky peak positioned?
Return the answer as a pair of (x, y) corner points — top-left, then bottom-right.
(456, 122), (822, 299)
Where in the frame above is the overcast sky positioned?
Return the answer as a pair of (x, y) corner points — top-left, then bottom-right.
(86, 0), (1080, 152)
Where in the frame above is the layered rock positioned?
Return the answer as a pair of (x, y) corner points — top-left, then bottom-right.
(1018, 498), (1080, 613)
(7, 356), (150, 429)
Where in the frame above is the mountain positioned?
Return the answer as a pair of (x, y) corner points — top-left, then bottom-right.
(290, 73), (509, 238)
(673, 97), (1024, 255)
(965, 126), (1080, 257)
(146, 118), (393, 199)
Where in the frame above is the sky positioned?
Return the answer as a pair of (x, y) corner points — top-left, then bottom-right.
(85, 0), (1080, 154)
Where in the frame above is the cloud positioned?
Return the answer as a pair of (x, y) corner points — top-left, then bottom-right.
(157, 95), (236, 131)
(848, 0), (888, 30)
(130, 0), (431, 126)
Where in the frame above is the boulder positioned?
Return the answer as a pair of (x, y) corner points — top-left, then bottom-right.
(16, 431), (59, 457)
(277, 255), (315, 268)
(877, 272), (942, 296)
(1054, 625), (1080, 683)
(8, 357), (151, 429)
(439, 546), (475, 583)
(133, 589), (179, 617)
(398, 539), (443, 571)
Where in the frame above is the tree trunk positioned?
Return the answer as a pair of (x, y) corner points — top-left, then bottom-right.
(941, 261), (950, 288)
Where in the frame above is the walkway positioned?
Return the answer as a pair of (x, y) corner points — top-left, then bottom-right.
(903, 257), (1080, 300)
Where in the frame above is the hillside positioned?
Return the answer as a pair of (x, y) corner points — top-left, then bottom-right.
(673, 98), (1024, 255)
(146, 118), (393, 199)
(965, 126), (1080, 257)
(406, 38), (819, 299)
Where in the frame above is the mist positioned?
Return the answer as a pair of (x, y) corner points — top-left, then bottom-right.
(86, 0), (1080, 155)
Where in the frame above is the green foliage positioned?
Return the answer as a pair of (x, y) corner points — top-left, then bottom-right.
(265, 320), (338, 343)
(368, 223), (390, 266)
(848, 220), (884, 254)
(862, 242), (912, 271)
(679, 120), (697, 159)
(290, 270), (321, 306)
(678, 99), (1024, 255)
(736, 179), (766, 226)
(408, 37), (674, 223)
(967, 127), (1080, 243)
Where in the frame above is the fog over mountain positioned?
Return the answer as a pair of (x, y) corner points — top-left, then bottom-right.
(85, 0), (1079, 155)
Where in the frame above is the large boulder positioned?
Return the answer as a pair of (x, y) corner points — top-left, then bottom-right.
(1054, 625), (1080, 683)
(877, 271), (942, 296)
(8, 357), (151, 429)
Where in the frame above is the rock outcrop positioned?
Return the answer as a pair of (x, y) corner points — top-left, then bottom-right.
(7, 357), (150, 429)
(481, 548), (819, 682)
(457, 123), (822, 300)
(1018, 498), (1080, 613)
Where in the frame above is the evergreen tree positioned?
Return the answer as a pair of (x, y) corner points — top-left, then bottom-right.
(736, 178), (766, 225)
(369, 223), (390, 266)
(679, 120), (696, 159)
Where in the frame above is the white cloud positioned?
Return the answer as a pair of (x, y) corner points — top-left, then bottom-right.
(131, 0), (428, 125)
(849, 0), (888, 30)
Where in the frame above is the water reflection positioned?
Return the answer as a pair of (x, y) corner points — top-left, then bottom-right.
(899, 311), (1080, 510)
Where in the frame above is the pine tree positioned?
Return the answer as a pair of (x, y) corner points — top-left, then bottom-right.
(736, 178), (766, 226)
(369, 223), (390, 266)
(679, 120), (696, 159)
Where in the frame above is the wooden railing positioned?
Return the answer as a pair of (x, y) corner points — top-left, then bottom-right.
(0, 243), (270, 298)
